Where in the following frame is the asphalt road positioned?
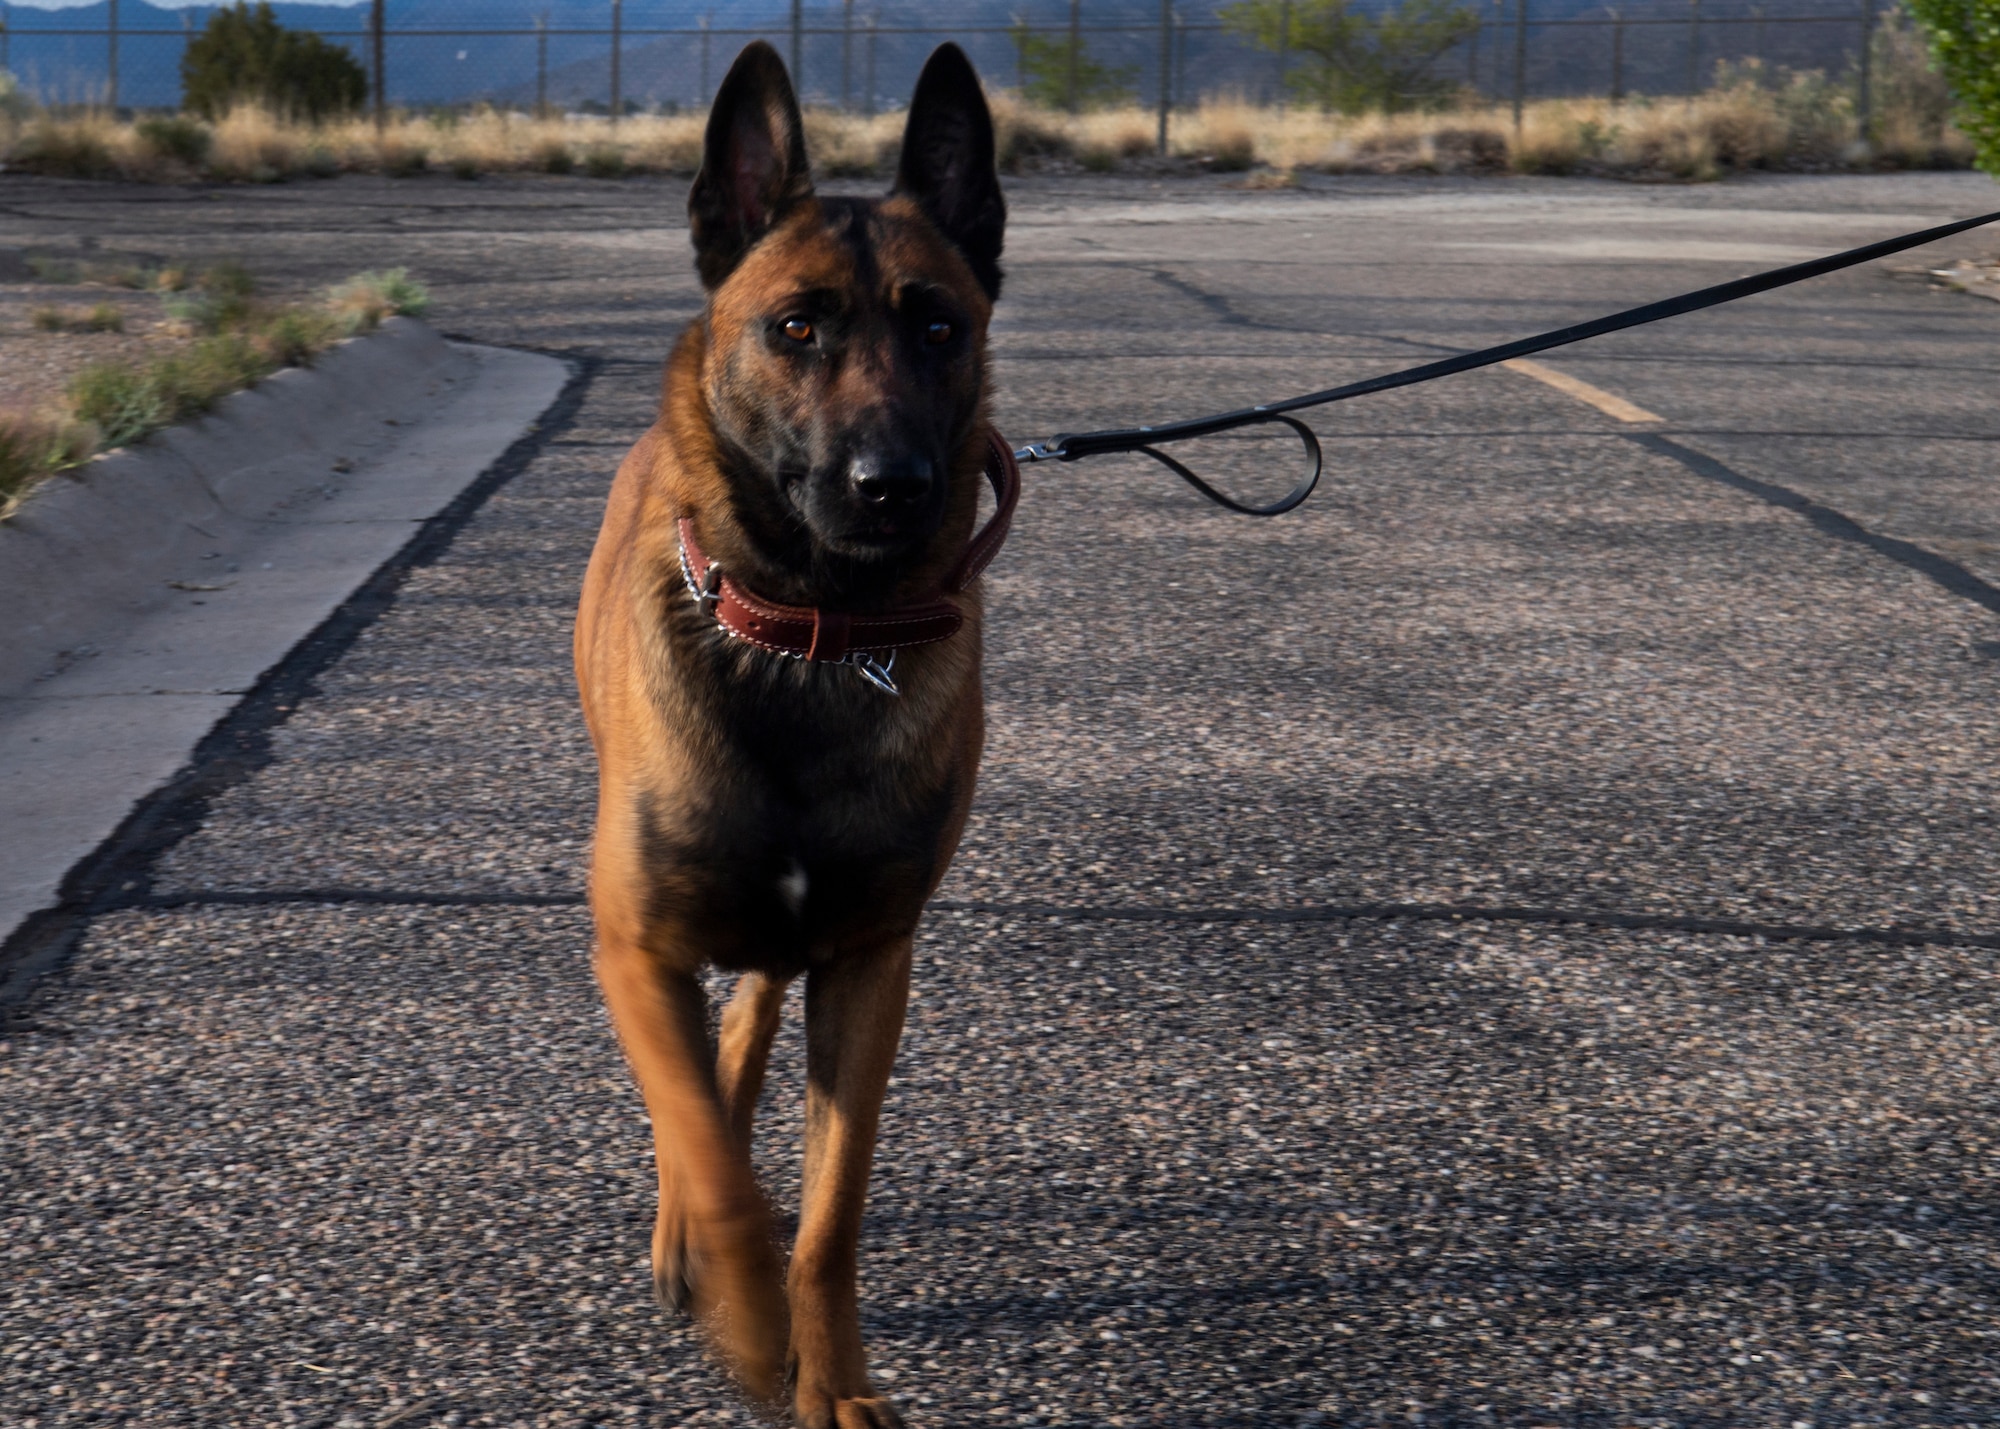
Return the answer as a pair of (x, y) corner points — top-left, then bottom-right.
(4, 167), (2000, 1428)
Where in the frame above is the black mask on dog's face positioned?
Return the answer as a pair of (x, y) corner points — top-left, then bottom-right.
(688, 42), (1006, 576)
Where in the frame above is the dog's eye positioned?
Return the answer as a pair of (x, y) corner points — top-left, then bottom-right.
(781, 318), (813, 343)
(924, 320), (953, 346)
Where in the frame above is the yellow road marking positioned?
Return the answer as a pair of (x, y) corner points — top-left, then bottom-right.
(1501, 357), (1664, 424)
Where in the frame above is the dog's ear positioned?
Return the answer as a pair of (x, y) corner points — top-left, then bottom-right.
(893, 44), (1006, 300)
(689, 41), (814, 289)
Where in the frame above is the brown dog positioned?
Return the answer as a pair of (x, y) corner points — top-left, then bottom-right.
(574, 40), (1011, 1429)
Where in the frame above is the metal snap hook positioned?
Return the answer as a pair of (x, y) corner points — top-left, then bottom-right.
(845, 650), (900, 697)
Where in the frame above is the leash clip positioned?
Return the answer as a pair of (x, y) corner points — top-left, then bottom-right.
(843, 649), (900, 697)
(1012, 440), (1064, 464)
(678, 535), (725, 612)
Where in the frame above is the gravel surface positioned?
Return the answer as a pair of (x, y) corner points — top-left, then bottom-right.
(4, 168), (1999, 1427)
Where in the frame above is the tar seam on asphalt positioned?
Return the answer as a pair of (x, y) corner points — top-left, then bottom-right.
(75, 887), (2000, 955)
(0, 350), (600, 1021)
(1631, 430), (2000, 618)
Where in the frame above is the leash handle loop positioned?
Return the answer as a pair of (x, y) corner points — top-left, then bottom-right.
(1131, 412), (1322, 518)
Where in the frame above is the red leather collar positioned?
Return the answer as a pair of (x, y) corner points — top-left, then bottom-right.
(677, 429), (1020, 666)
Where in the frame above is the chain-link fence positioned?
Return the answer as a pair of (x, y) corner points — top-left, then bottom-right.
(1, 0), (1887, 118)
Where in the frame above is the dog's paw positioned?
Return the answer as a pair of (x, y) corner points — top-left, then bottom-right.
(651, 1209), (695, 1317)
(795, 1392), (905, 1429)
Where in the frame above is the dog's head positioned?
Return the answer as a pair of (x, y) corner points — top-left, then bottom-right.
(688, 41), (1005, 579)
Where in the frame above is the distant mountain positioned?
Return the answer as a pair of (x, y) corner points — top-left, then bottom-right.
(2, 0), (1872, 110)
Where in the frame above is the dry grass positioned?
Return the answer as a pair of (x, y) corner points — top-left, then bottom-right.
(1, 81), (1974, 186)
(1, 265), (430, 521)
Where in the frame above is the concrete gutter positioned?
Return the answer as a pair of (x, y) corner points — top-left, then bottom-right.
(0, 318), (571, 946)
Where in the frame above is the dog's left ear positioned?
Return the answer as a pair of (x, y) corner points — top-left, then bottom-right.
(689, 41), (815, 289)
(893, 44), (1006, 300)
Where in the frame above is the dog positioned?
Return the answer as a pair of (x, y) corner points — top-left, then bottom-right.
(574, 39), (1012, 1429)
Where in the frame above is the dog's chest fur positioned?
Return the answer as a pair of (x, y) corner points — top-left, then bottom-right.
(632, 603), (979, 975)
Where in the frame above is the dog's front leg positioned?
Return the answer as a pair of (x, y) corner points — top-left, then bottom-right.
(718, 971), (791, 1153)
(594, 940), (789, 1406)
(791, 937), (913, 1429)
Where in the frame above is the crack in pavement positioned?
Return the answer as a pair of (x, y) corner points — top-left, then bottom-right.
(1633, 431), (2000, 618)
(86, 886), (2000, 953)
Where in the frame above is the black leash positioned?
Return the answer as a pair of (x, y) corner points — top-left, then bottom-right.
(1011, 207), (2000, 516)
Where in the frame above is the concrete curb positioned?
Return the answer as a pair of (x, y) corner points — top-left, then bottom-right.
(0, 319), (574, 945)
(6, 318), (467, 694)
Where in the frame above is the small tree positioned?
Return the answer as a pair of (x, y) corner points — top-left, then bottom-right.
(1904, 0), (2000, 174)
(1223, 0), (1478, 113)
(1009, 21), (1138, 110)
(182, 2), (367, 121)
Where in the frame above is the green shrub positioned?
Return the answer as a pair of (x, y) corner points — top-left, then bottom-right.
(1905, 0), (2000, 173)
(26, 255), (79, 283)
(182, 2), (367, 122)
(136, 114), (213, 166)
(450, 155), (480, 180)
(583, 145), (628, 178)
(536, 140), (574, 174)
(1007, 23), (1138, 109)
(11, 121), (117, 179)
(151, 332), (276, 424)
(0, 70), (32, 123)
(68, 363), (169, 449)
(1206, 130), (1257, 171)
(325, 267), (431, 329)
(382, 143), (429, 177)
(258, 307), (342, 364)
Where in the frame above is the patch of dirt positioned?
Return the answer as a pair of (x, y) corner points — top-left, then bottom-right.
(1889, 253), (2000, 304)
(0, 257), (192, 418)
(1929, 256), (2000, 302)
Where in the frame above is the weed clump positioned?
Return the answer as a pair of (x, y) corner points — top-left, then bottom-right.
(0, 416), (97, 517)
(582, 145), (627, 178)
(326, 268), (431, 328)
(11, 119), (119, 179)
(29, 303), (126, 333)
(136, 114), (213, 167)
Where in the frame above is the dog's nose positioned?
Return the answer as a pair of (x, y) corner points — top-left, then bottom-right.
(849, 455), (934, 508)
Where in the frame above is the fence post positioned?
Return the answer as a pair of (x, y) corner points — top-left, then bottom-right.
(1175, 9), (1187, 112)
(1855, 0), (1877, 143)
(1013, 13), (1026, 91)
(371, 0), (385, 131)
(2, 4), (10, 81)
(842, 0), (853, 109)
(536, 14), (548, 117)
(1276, 0), (1291, 110)
(1752, 5), (1764, 73)
(610, 0), (622, 124)
(791, 0), (803, 88)
(1685, 0), (1700, 102)
(107, 0), (118, 112)
(700, 15), (711, 108)
(1156, 0), (1170, 154)
(1067, 0), (1081, 113)
(864, 14), (876, 117)
(1609, 7), (1623, 103)
(1511, 0), (1527, 134)
(1467, 18), (1480, 93)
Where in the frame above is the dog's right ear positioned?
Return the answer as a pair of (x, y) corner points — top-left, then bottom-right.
(688, 42), (814, 289)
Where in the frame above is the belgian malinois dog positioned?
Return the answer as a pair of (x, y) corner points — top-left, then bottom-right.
(575, 39), (1012, 1428)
